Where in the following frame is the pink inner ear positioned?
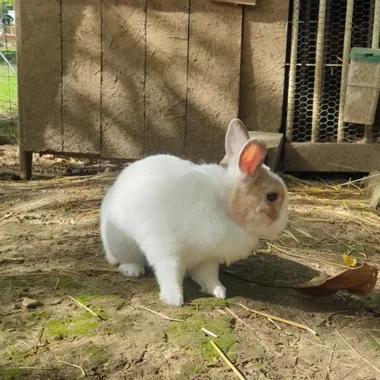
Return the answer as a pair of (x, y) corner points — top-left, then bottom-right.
(239, 141), (267, 176)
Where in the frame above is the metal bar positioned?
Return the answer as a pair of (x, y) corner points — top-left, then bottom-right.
(337, 0), (354, 143)
(364, 0), (380, 143)
(286, 0), (300, 141)
(372, 0), (380, 49)
(0, 51), (15, 71)
(311, 0), (327, 143)
(298, 0), (311, 137)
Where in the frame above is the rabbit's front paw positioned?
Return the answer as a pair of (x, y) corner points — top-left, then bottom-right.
(160, 290), (184, 307)
(200, 283), (226, 299)
(212, 285), (226, 299)
(118, 263), (145, 278)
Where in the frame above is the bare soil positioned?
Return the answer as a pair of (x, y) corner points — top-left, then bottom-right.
(1, 146), (380, 380)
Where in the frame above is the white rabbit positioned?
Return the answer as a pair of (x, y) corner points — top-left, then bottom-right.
(100, 119), (288, 306)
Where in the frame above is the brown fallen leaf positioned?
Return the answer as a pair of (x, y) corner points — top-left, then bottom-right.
(292, 263), (378, 297)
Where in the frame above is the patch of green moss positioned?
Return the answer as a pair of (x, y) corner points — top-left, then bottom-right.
(3, 346), (28, 363)
(0, 368), (29, 380)
(44, 312), (99, 339)
(1, 343), (33, 370)
(190, 297), (229, 309)
(166, 313), (236, 361)
(58, 275), (82, 289)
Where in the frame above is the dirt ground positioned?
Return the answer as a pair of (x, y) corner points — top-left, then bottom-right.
(1, 146), (380, 380)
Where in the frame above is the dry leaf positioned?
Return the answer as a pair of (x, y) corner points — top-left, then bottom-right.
(342, 253), (357, 267)
(292, 264), (378, 297)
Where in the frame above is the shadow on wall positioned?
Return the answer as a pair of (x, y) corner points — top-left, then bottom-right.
(239, 0), (289, 133)
(21, 0), (247, 163)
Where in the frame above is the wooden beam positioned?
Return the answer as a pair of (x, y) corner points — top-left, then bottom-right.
(212, 0), (256, 5)
(284, 143), (380, 172)
(16, 0), (62, 152)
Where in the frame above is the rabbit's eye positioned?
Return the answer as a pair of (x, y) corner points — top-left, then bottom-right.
(266, 193), (278, 202)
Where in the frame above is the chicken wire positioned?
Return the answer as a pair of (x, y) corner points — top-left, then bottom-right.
(0, 0), (17, 145)
(286, 0), (380, 143)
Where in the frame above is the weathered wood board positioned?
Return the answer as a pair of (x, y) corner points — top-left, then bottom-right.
(284, 143), (380, 172)
(240, 0), (289, 132)
(145, 0), (189, 156)
(186, 1), (243, 162)
(16, 0), (62, 152)
(62, 0), (101, 154)
(101, 0), (146, 159)
(18, 0), (293, 168)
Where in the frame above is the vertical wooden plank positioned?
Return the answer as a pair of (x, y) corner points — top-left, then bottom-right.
(102, 0), (146, 159)
(16, 0), (62, 152)
(186, 2), (242, 162)
(240, 0), (289, 132)
(145, 0), (189, 156)
(62, 0), (101, 154)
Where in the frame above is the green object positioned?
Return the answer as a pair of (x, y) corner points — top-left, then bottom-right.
(349, 47), (380, 62)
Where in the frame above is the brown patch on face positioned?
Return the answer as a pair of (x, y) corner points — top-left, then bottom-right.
(228, 167), (286, 232)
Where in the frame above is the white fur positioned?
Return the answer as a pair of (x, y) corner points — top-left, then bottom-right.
(100, 120), (288, 306)
(100, 155), (258, 306)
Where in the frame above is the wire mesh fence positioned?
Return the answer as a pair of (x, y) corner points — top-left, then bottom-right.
(0, 0), (17, 145)
(287, 0), (380, 143)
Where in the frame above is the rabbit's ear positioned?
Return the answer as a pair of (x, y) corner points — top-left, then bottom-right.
(238, 138), (267, 176)
(225, 119), (250, 159)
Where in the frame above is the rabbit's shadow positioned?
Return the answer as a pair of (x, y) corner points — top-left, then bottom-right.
(182, 252), (379, 315)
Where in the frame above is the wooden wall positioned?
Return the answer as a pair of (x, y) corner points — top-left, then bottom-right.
(240, 0), (289, 133)
(17, 0), (289, 163)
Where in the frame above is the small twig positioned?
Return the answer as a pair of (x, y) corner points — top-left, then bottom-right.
(267, 317), (282, 330)
(0, 212), (14, 222)
(24, 337), (75, 357)
(67, 296), (105, 321)
(137, 305), (185, 323)
(34, 324), (45, 350)
(18, 367), (53, 370)
(0, 257), (24, 263)
(201, 327), (218, 338)
(209, 340), (247, 380)
(325, 344), (335, 380)
(339, 173), (380, 187)
(335, 329), (380, 375)
(0, 268), (119, 277)
(54, 278), (59, 291)
(57, 359), (86, 377)
(280, 296), (290, 305)
(239, 303), (317, 336)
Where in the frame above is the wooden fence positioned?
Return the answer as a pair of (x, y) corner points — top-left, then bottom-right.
(16, 0), (288, 170)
